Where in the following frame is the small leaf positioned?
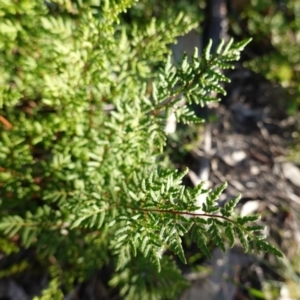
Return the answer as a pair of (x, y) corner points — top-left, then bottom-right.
(133, 171), (139, 186)
(225, 223), (235, 248)
(236, 227), (248, 253)
(150, 190), (158, 202)
(116, 234), (128, 243)
(152, 251), (161, 272)
(128, 190), (139, 201)
(97, 212), (105, 229)
(204, 39), (212, 61)
(246, 225), (265, 232)
(223, 194), (241, 216)
(108, 220), (116, 227)
(141, 236), (150, 252)
(216, 39), (225, 54)
(223, 38), (234, 55)
(210, 222), (226, 252)
(256, 240), (284, 258)
(129, 239), (137, 257)
(191, 226), (211, 258)
(22, 227), (37, 248)
(237, 215), (261, 225)
(171, 235), (186, 264)
(206, 182), (227, 206)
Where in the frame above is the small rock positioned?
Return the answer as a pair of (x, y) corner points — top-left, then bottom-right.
(282, 162), (300, 187)
(240, 200), (260, 217)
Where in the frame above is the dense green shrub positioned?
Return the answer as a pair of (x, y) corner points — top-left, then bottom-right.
(0, 1), (282, 298)
(230, 0), (300, 114)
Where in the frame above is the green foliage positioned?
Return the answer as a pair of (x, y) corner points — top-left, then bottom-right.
(0, 0), (283, 298)
(233, 0), (300, 113)
(152, 38), (251, 125)
(110, 256), (189, 300)
(33, 279), (64, 300)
